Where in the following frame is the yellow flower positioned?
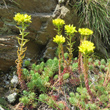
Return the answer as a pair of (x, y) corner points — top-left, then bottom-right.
(78, 28), (93, 36)
(52, 18), (65, 28)
(78, 40), (95, 55)
(53, 35), (65, 44)
(65, 24), (77, 35)
(14, 13), (31, 24)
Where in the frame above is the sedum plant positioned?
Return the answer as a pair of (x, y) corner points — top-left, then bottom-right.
(19, 90), (37, 108)
(69, 40), (110, 109)
(53, 35), (65, 85)
(52, 18), (65, 35)
(79, 40), (95, 102)
(78, 28), (93, 41)
(65, 24), (77, 65)
(69, 74), (110, 109)
(20, 58), (60, 108)
(78, 28), (93, 74)
(22, 57), (59, 93)
(14, 13), (31, 90)
(18, 18), (110, 110)
(53, 19), (66, 86)
(39, 94), (66, 110)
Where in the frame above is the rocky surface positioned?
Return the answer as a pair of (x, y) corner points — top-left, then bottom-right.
(0, 0), (78, 71)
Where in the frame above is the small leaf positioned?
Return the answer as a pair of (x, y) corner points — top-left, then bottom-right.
(63, 73), (70, 80)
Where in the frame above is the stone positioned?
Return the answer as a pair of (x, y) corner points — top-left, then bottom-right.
(6, 92), (17, 103)
(0, 35), (41, 71)
(11, 75), (18, 85)
(58, 0), (65, 3)
(0, 35), (17, 71)
(0, 6), (20, 19)
(10, 0), (57, 13)
(0, 106), (4, 110)
(42, 39), (57, 59)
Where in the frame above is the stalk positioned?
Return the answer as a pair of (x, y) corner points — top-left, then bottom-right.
(83, 55), (94, 102)
(16, 24), (27, 90)
(68, 34), (73, 65)
(78, 39), (83, 74)
(14, 13), (31, 90)
(58, 44), (62, 85)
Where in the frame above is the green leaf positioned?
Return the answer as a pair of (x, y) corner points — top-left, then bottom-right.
(58, 103), (65, 109)
(24, 60), (30, 67)
(39, 94), (48, 101)
(54, 75), (58, 80)
(69, 97), (78, 105)
(63, 73), (70, 80)
(23, 68), (29, 76)
(69, 92), (75, 97)
(19, 96), (30, 105)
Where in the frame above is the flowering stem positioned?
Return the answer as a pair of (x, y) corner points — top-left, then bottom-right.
(16, 23), (28, 90)
(68, 35), (73, 65)
(61, 44), (66, 64)
(78, 51), (83, 74)
(78, 38), (83, 74)
(103, 63), (110, 86)
(14, 13), (31, 90)
(58, 44), (61, 85)
(83, 55), (94, 102)
(20, 23), (24, 51)
(57, 25), (61, 35)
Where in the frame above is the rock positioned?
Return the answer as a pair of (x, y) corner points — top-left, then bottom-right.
(11, 75), (18, 85)
(6, 92), (17, 104)
(0, 35), (41, 71)
(0, 35), (17, 71)
(42, 39), (57, 59)
(58, 0), (65, 3)
(0, 106), (4, 110)
(9, 0), (57, 13)
(0, 6), (19, 20)
(52, 4), (61, 18)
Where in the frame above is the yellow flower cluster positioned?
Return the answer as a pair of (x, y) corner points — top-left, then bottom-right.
(65, 24), (77, 35)
(53, 35), (65, 44)
(79, 40), (95, 55)
(78, 28), (93, 36)
(52, 18), (65, 27)
(14, 13), (31, 24)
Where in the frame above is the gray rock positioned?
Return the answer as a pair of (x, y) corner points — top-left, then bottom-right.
(6, 92), (17, 103)
(0, 106), (4, 110)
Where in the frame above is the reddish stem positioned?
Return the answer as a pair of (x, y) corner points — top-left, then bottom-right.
(17, 62), (27, 90)
(78, 52), (84, 74)
(84, 55), (94, 102)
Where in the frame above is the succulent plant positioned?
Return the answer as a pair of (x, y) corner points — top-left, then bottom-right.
(19, 91), (37, 107)
(24, 60), (30, 67)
